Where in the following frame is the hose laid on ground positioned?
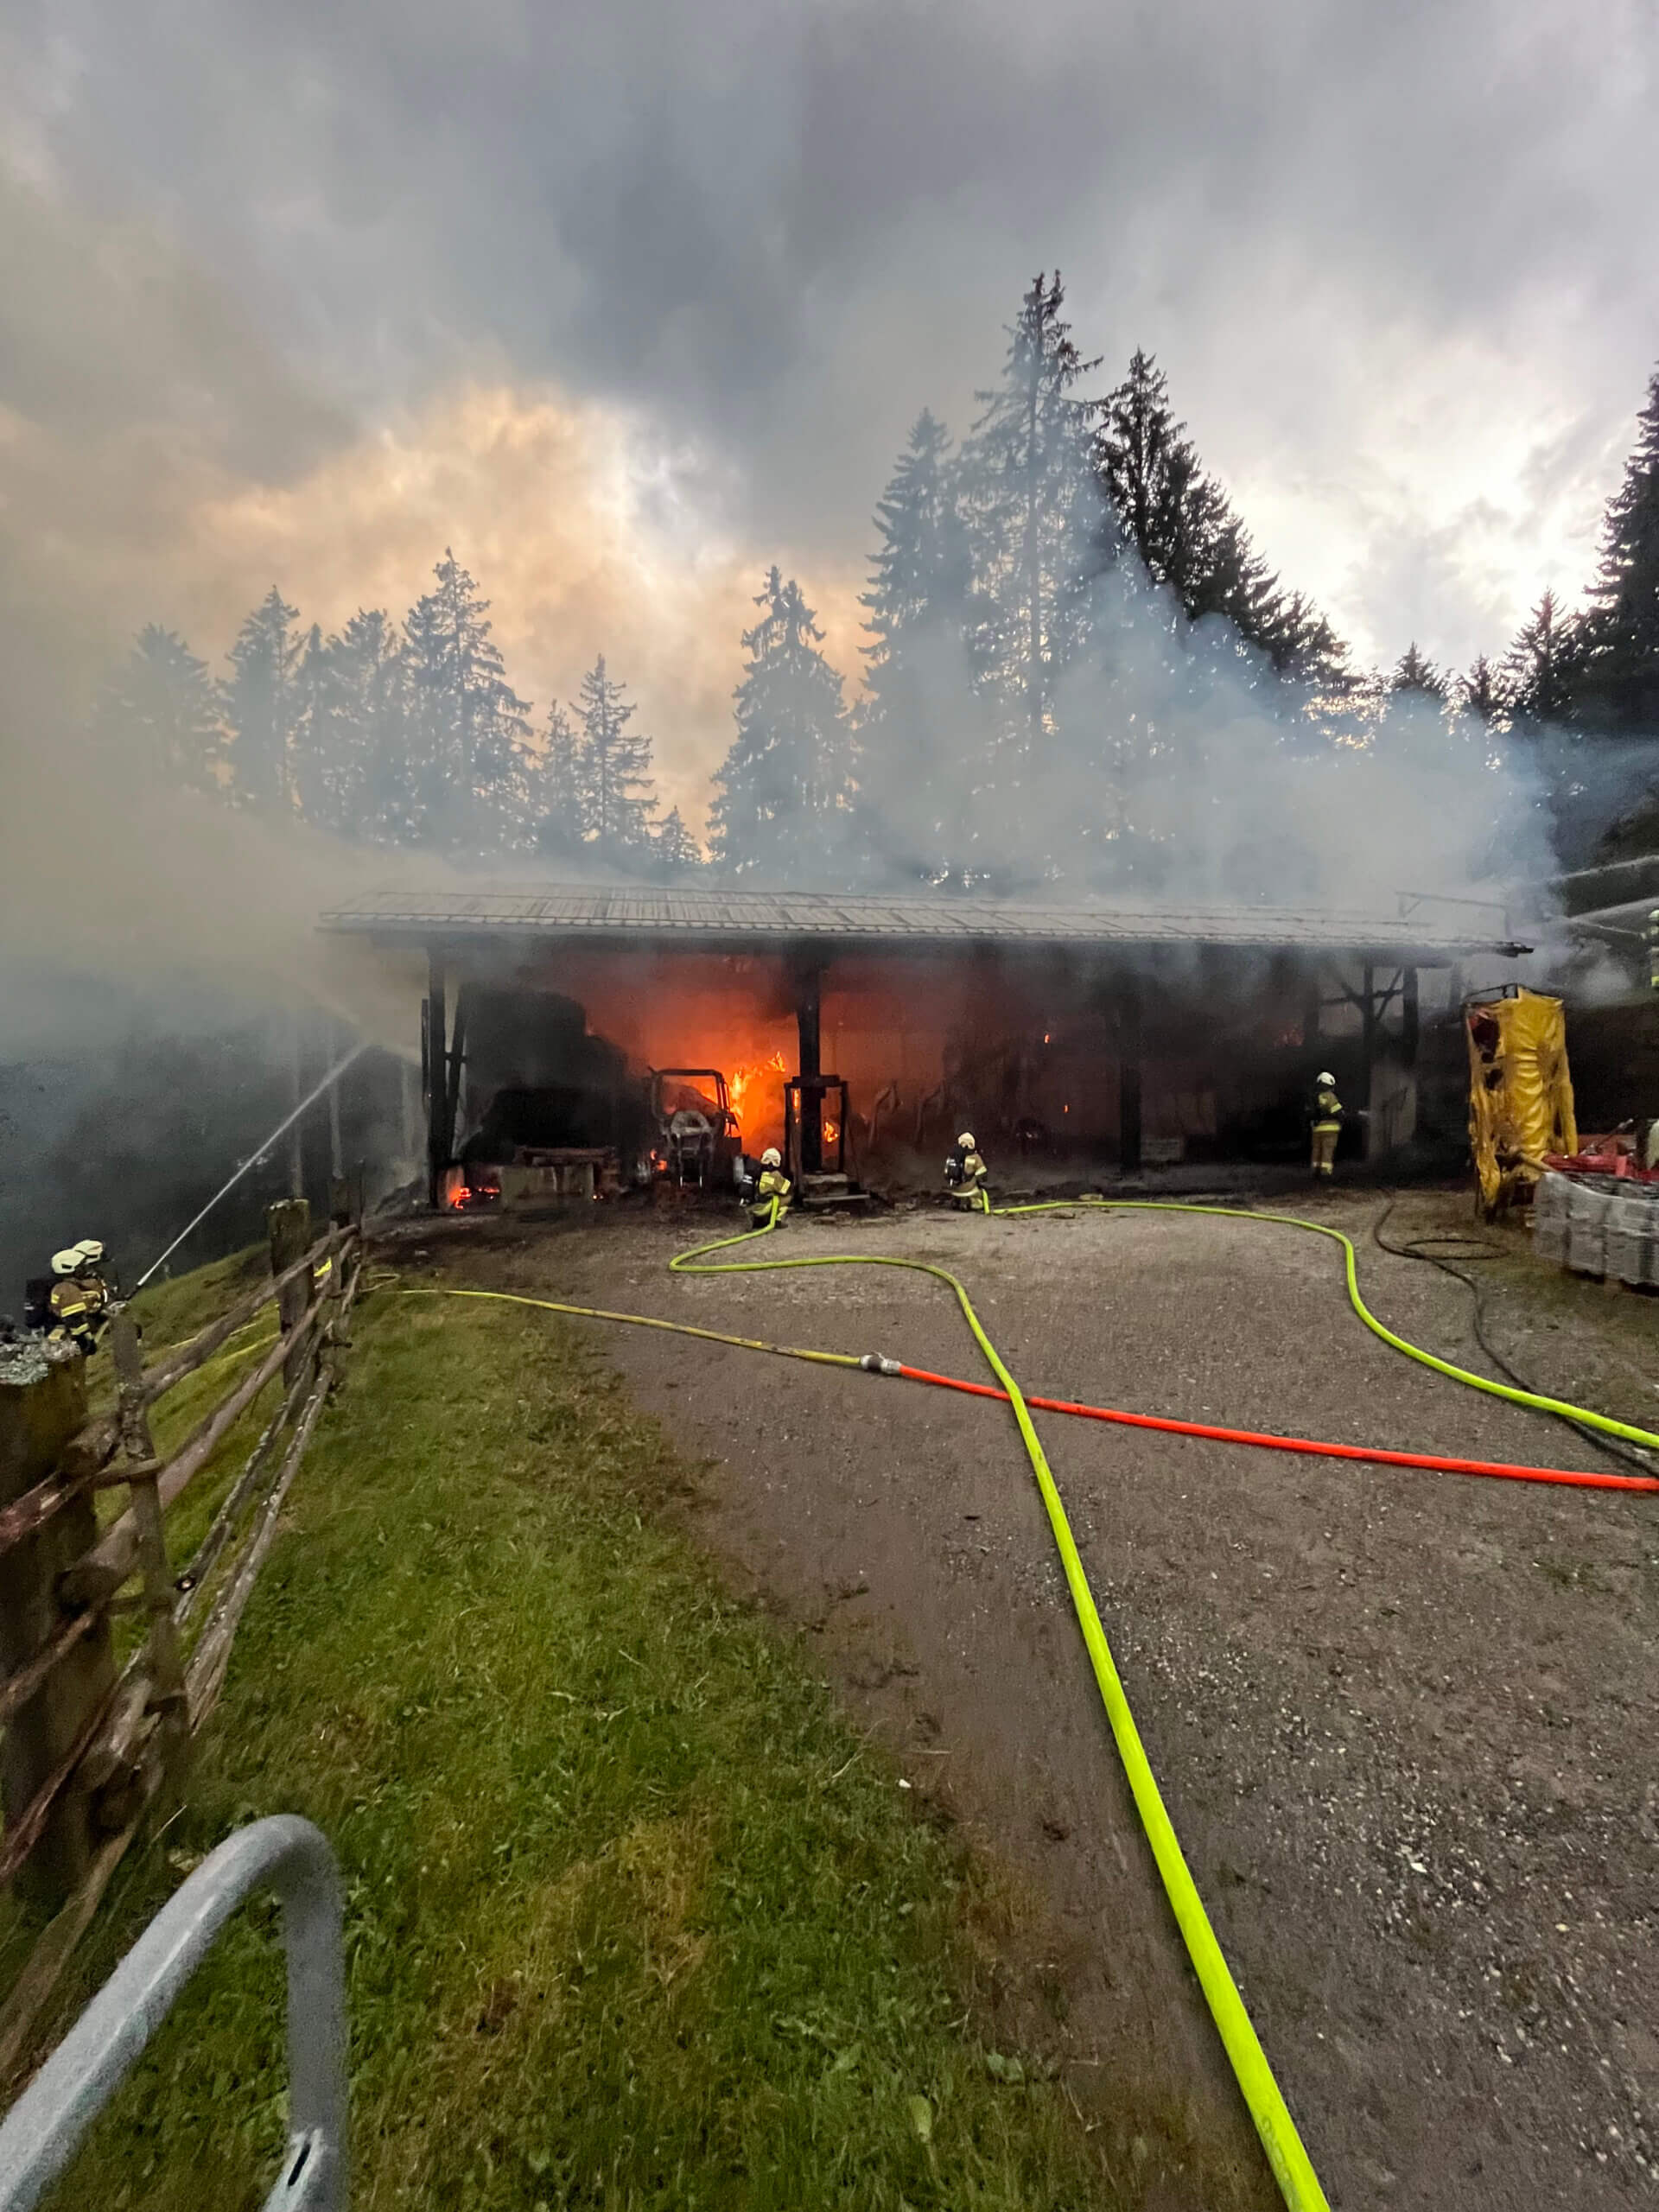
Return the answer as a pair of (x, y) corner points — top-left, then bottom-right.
(1370, 1196), (1659, 1479)
(391, 1196), (1656, 2212)
(992, 1198), (1659, 1458)
(401, 1243), (1332, 2205)
(399, 1282), (1659, 1496)
(663, 1213), (1332, 2209)
(893, 1363), (1659, 1494)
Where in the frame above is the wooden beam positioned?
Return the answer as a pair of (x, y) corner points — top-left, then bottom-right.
(426, 947), (447, 1208)
(793, 953), (823, 1174)
(1118, 981), (1143, 1176)
(443, 987), (469, 1171)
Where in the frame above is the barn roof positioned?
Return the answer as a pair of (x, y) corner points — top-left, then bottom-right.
(320, 882), (1526, 961)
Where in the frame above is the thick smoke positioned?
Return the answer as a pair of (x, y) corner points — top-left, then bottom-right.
(857, 556), (1560, 919)
(0, 696), (431, 1298)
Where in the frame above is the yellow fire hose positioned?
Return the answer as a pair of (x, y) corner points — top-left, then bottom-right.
(992, 1199), (1659, 1455)
(393, 1193), (1656, 2212)
(407, 1205), (1335, 2209)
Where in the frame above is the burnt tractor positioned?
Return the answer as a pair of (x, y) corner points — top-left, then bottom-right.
(649, 1069), (743, 1188)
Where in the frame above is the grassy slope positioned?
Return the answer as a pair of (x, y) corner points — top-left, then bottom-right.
(29, 1286), (1125, 2210)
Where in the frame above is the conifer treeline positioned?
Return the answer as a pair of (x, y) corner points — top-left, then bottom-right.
(104, 277), (1659, 887)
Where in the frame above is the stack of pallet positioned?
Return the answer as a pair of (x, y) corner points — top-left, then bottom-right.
(1533, 1170), (1659, 1287)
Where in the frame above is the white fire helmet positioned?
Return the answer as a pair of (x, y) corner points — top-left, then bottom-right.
(957, 1131), (976, 1151)
(1317, 1071), (1336, 1088)
(73, 1239), (105, 1268)
(760, 1146), (782, 1168)
(51, 1249), (84, 1276)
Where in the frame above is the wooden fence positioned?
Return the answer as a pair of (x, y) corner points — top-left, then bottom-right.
(0, 1198), (362, 2076)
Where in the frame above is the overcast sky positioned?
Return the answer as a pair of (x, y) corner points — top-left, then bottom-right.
(2, 0), (1655, 816)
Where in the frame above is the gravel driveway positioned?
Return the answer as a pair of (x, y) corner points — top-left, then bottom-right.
(410, 1190), (1659, 2212)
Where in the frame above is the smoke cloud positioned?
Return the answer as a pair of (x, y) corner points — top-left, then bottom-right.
(4, 0), (1654, 674)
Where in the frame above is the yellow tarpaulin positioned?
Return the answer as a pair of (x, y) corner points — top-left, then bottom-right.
(1465, 988), (1577, 1213)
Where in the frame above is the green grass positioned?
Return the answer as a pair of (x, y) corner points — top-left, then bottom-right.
(20, 1285), (1128, 2209)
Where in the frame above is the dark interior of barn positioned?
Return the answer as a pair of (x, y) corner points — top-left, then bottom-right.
(321, 885), (1527, 1210)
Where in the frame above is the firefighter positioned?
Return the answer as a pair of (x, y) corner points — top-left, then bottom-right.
(750, 1146), (793, 1229)
(46, 1249), (102, 1356)
(1307, 1071), (1344, 1180)
(71, 1239), (115, 1307)
(944, 1131), (991, 1212)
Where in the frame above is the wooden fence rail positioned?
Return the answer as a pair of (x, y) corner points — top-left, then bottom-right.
(0, 1198), (362, 2081)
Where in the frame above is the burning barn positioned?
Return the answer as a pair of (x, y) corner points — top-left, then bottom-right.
(319, 884), (1529, 1207)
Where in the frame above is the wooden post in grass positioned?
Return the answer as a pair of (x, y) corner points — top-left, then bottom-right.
(0, 1345), (114, 1906)
(269, 1200), (314, 1395)
(110, 1312), (188, 1786)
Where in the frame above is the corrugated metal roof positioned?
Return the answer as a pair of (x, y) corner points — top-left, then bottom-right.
(320, 882), (1526, 957)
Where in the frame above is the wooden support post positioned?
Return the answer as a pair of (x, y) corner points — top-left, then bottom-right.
(444, 987), (468, 1170)
(110, 1314), (188, 1784)
(268, 1200), (315, 1395)
(1117, 982), (1143, 1178)
(793, 955), (823, 1175)
(0, 1347), (113, 1906)
(1360, 961), (1377, 1159)
(1403, 966), (1421, 1062)
(426, 947), (447, 1209)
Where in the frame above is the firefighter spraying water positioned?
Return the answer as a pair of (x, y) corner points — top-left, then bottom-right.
(944, 1131), (990, 1212)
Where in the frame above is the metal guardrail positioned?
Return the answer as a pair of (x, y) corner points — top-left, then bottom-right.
(0, 1816), (347, 2212)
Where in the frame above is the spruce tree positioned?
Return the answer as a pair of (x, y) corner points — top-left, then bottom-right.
(99, 625), (225, 792)
(1269, 594), (1353, 693)
(338, 608), (412, 843)
(573, 656), (657, 860)
(654, 806), (703, 879)
(290, 624), (344, 828)
(1503, 590), (1580, 726)
(1579, 363), (1659, 730)
(1457, 653), (1507, 724)
(402, 550), (533, 849)
(959, 273), (1103, 748)
(531, 702), (588, 861)
(1096, 349), (1347, 685)
(709, 569), (853, 880)
(1096, 349), (1225, 605)
(289, 609), (410, 840)
(223, 586), (301, 808)
(1389, 643), (1448, 700)
(856, 410), (985, 882)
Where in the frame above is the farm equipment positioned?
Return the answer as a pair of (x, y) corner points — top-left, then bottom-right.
(649, 1069), (742, 1188)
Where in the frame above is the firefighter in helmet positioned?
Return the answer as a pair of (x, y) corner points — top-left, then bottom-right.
(46, 1249), (103, 1356)
(72, 1239), (114, 1306)
(1307, 1071), (1344, 1179)
(750, 1147), (793, 1229)
(944, 1131), (990, 1212)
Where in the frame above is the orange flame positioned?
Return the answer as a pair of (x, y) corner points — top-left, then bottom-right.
(728, 1050), (786, 1132)
(823, 1118), (841, 1146)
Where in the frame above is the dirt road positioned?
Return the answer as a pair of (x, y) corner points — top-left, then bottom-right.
(406, 1191), (1658, 2211)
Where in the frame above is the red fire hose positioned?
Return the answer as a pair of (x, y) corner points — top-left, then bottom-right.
(890, 1363), (1659, 1494)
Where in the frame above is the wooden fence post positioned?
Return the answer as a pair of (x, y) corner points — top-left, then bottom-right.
(0, 1348), (114, 1907)
(268, 1200), (314, 1395)
(110, 1314), (188, 1785)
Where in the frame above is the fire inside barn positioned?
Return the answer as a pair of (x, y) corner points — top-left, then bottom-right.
(320, 885), (1529, 1207)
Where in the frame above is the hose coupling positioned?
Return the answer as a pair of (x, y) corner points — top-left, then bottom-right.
(859, 1353), (902, 1376)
